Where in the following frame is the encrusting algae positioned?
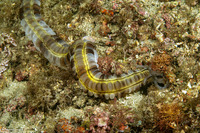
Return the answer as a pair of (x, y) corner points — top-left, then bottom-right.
(0, 0), (200, 132)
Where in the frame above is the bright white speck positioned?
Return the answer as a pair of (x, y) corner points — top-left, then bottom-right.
(182, 90), (187, 94)
(187, 82), (192, 88)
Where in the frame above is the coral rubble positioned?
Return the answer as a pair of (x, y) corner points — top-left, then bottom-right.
(0, 0), (200, 132)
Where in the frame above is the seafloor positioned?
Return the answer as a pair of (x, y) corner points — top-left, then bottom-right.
(0, 0), (200, 132)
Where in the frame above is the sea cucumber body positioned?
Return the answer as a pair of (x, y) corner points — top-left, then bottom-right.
(21, 0), (150, 99)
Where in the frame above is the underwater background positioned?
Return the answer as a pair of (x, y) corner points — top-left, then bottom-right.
(0, 0), (200, 132)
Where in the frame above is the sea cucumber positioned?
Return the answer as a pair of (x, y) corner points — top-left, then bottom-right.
(20, 0), (152, 99)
